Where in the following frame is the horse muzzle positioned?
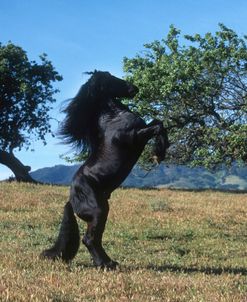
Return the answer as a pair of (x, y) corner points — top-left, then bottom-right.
(128, 84), (139, 97)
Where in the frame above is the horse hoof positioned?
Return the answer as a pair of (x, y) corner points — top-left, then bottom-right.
(40, 248), (61, 261)
(95, 260), (119, 270)
(105, 260), (119, 270)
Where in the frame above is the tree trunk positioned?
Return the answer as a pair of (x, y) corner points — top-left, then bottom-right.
(0, 150), (37, 183)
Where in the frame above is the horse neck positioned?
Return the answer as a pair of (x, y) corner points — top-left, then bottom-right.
(87, 99), (126, 148)
(102, 99), (129, 115)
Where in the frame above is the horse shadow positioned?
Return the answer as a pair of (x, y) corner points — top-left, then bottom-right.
(74, 261), (247, 276)
(129, 264), (247, 276)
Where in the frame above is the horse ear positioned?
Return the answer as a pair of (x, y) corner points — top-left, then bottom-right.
(89, 72), (108, 97)
(88, 73), (101, 97)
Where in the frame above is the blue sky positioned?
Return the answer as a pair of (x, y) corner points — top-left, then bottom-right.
(1, 0), (247, 179)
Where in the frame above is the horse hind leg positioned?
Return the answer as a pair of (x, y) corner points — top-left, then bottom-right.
(82, 202), (118, 269)
(41, 201), (80, 262)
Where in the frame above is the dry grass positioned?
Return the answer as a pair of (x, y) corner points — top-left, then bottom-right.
(0, 182), (246, 301)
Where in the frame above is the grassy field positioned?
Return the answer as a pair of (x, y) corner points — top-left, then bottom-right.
(0, 182), (246, 301)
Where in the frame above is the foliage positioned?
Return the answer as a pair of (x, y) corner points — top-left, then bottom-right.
(0, 42), (62, 152)
(0, 183), (246, 301)
(123, 24), (247, 168)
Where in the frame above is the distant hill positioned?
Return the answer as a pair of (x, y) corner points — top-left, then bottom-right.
(31, 164), (80, 185)
(30, 163), (247, 191)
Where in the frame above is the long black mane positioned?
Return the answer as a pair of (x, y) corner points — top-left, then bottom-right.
(59, 71), (103, 152)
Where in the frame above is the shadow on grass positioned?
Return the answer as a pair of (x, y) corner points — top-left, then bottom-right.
(122, 186), (247, 194)
(75, 261), (247, 276)
(168, 188), (247, 194)
(145, 264), (247, 276)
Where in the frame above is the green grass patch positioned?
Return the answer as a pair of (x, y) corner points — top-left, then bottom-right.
(0, 182), (246, 301)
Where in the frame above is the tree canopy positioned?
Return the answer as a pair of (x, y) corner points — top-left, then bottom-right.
(123, 24), (247, 168)
(0, 42), (62, 181)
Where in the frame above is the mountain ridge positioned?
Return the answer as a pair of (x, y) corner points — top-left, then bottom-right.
(30, 163), (247, 191)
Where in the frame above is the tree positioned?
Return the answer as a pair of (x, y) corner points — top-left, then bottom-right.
(0, 42), (62, 182)
(123, 24), (247, 169)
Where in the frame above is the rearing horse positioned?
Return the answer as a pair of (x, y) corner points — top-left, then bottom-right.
(41, 71), (169, 269)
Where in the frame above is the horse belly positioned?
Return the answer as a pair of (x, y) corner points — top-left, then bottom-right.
(84, 151), (141, 192)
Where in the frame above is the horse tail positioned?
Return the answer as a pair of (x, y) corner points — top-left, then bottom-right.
(153, 128), (170, 163)
(41, 201), (80, 262)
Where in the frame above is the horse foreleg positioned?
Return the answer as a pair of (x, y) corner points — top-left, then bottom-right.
(112, 119), (169, 162)
(136, 121), (164, 143)
(136, 120), (169, 162)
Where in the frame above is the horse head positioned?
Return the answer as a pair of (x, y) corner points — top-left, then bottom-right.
(88, 71), (139, 99)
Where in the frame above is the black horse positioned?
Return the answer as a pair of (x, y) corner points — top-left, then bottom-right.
(41, 71), (169, 269)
